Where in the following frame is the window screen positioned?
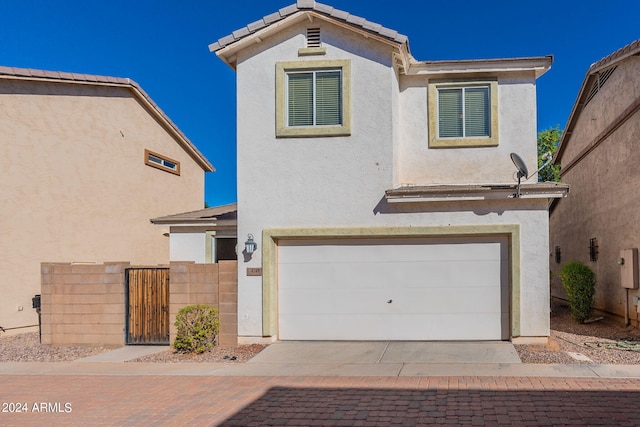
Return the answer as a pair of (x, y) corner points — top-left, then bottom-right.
(287, 70), (342, 127)
(438, 86), (489, 138)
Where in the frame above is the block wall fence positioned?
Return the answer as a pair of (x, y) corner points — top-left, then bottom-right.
(40, 261), (238, 347)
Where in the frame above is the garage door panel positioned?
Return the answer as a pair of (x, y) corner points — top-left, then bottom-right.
(277, 237), (508, 341)
(279, 239), (502, 263)
(279, 260), (501, 290)
(279, 286), (502, 316)
(279, 313), (504, 341)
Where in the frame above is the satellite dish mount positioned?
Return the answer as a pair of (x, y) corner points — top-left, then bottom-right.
(510, 153), (528, 198)
(509, 152), (553, 198)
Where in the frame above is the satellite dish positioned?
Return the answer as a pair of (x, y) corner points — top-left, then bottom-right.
(510, 153), (529, 198)
(510, 151), (554, 198)
(510, 153), (529, 179)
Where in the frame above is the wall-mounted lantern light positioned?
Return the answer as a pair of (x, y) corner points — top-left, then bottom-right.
(244, 234), (257, 254)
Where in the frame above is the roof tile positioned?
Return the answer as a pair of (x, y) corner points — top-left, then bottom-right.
(210, 2), (409, 53)
(314, 3), (333, 14)
(279, 4), (298, 17)
(219, 34), (236, 46)
(84, 73), (99, 82)
(263, 11), (282, 25)
(589, 38), (640, 72)
(345, 15), (365, 26)
(362, 21), (382, 33)
(42, 70), (61, 79)
(29, 68), (46, 78)
(378, 27), (398, 40)
(247, 19), (267, 32)
(329, 8), (349, 20)
(297, 0), (315, 8)
(233, 27), (251, 39)
(150, 203), (238, 224)
(58, 71), (75, 80)
(13, 67), (31, 77)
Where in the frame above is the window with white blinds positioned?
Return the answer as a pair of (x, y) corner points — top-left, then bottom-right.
(438, 86), (490, 138)
(428, 80), (497, 148)
(276, 59), (351, 137)
(287, 69), (342, 127)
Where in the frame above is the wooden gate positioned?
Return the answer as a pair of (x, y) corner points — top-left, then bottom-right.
(126, 268), (170, 345)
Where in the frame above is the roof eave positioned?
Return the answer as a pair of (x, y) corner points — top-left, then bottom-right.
(385, 183), (569, 203)
(555, 39), (640, 165)
(407, 56), (553, 78)
(211, 9), (409, 70)
(150, 219), (237, 227)
(127, 84), (215, 172)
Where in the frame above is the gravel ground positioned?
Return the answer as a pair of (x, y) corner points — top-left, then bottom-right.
(2, 301), (640, 364)
(514, 300), (640, 364)
(128, 344), (267, 363)
(0, 333), (110, 362)
(0, 333), (266, 363)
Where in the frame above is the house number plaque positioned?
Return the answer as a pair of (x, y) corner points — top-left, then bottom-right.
(246, 267), (262, 276)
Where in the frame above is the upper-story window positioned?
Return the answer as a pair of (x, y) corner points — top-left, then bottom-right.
(145, 149), (180, 175)
(428, 80), (498, 148)
(287, 69), (341, 127)
(276, 59), (351, 138)
(438, 86), (490, 138)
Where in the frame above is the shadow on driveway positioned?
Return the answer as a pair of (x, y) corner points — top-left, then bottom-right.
(219, 385), (640, 426)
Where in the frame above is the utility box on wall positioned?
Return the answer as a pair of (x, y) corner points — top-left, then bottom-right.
(620, 248), (639, 289)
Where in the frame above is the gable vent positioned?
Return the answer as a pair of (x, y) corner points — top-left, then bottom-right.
(307, 28), (321, 48)
(586, 66), (617, 105)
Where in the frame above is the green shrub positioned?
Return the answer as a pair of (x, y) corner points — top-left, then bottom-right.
(559, 261), (596, 323)
(173, 305), (219, 353)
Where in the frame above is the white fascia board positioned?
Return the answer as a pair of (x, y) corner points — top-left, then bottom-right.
(214, 13), (309, 68)
(160, 222), (218, 228)
(407, 56), (553, 78)
(385, 186), (568, 203)
(214, 11), (407, 69)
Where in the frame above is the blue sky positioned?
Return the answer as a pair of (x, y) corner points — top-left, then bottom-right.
(2, 1), (638, 207)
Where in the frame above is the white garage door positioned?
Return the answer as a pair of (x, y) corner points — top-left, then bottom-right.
(277, 237), (509, 341)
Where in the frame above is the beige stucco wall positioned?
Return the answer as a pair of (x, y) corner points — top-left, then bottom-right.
(1, 79), (206, 332)
(233, 18), (550, 340)
(550, 56), (640, 320)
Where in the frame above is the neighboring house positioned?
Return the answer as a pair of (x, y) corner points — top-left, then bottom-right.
(1, 66), (214, 334)
(550, 39), (640, 323)
(151, 203), (238, 263)
(210, 1), (568, 343)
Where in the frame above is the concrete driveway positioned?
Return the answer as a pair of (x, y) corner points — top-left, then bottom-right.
(249, 341), (521, 364)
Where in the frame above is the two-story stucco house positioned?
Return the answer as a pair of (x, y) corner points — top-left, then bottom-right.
(0, 66), (213, 334)
(550, 39), (640, 325)
(210, 1), (568, 344)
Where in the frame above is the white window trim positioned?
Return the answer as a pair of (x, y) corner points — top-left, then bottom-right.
(276, 59), (351, 138)
(428, 79), (499, 148)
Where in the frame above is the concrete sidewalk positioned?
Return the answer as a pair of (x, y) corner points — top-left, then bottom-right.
(2, 360), (640, 378)
(3, 340), (640, 378)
